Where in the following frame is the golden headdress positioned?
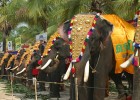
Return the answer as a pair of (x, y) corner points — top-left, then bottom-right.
(24, 48), (33, 67)
(42, 32), (60, 56)
(0, 52), (9, 66)
(33, 41), (40, 50)
(7, 55), (16, 67)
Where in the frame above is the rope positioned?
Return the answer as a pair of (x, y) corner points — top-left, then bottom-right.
(0, 75), (130, 92)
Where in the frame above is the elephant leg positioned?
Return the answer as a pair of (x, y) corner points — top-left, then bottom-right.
(37, 70), (47, 91)
(78, 79), (88, 100)
(69, 74), (76, 100)
(49, 70), (61, 98)
(76, 66), (88, 100)
(124, 72), (133, 95)
(105, 78), (109, 97)
(110, 73), (126, 99)
(27, 67), (33, 88)
(92, 72), (107, 100)
(87, 69), (93, 100)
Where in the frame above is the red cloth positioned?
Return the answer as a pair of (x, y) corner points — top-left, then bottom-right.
(32, 68), (39, 76)
(38, 60), (42, 65)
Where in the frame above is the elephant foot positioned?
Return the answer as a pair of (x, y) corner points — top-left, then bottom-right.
(37, 88), (46, 92)
(105, 90), (109, 97)
(59, 84), (65, 92)
(117, 93), (127, 100)
(49, 92), (60, 98)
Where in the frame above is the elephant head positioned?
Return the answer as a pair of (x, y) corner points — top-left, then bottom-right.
(41, 37), (70, 71)
(0, 53), (12, 78)
(11, 48), (26, 71)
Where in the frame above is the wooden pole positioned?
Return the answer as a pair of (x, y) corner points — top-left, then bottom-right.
(75, 78), (78, 100)
(10, 72), (13, 100)
(33, 77), (38, 100)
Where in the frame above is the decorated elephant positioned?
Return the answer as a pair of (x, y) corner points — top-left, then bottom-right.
(10, 49), (26, 73)
(0, 52), (12, 79)
(60, 13), (114, 100)
(8, 48), (26, 83)
(40, 12), (135, 100)
(0, 53), (4, 74)
(37, 32), (70, 97)
(14, 42), (43, 87)
(120, 10), (140, 100)
(39, 12), (113, 100)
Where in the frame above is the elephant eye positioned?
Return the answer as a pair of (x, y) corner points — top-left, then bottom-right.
(56, 47), (62, 51)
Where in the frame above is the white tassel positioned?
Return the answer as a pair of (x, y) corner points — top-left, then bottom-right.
(84, 61), (89, 82)
(120, 54), (134, 68)
(63, 62), (72, 80)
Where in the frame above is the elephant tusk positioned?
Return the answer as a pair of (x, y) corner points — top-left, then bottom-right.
(63, 62), (72, 80)
(41, 59), (52, 70)
(16, 68), (26, 75)
(135, 49), (139, 56)
(10, 66), (19, 71)
(5, 67), (11, 70)
(84, 61), (89, 82)
(36, 66), (42, 69)
(55, 55), (59, 59)
(120, 54), (134, 68)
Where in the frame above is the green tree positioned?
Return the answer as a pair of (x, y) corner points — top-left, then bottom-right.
(47, 0), (140, 36)
(0, 0), (27, 52)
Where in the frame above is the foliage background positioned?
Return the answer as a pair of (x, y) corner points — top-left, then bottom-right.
(0, 0), (139, 51)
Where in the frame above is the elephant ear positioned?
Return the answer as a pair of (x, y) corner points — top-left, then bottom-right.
(95, 18), (113, 42)
(58, 20), (70, 42)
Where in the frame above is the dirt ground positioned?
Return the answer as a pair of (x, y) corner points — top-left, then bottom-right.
(0, 82), (21, 100)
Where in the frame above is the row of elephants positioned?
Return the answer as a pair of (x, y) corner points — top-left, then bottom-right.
(0, 12), (140, 100)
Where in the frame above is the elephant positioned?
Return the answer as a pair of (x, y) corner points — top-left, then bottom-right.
(60, 13), (114, 100)
(0, 53), (12, 79)
(132, 48), (140, 100)
(25, 41), (46, 89)
(0, 53), (4, 75)
(8, 48), (26, 83)
(39, 37), (70, 98)
(41, 13), (135, 100)
(124, 10), (140, 100)
(10, 48), (26, 73)
(40, 12), (113, 100)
